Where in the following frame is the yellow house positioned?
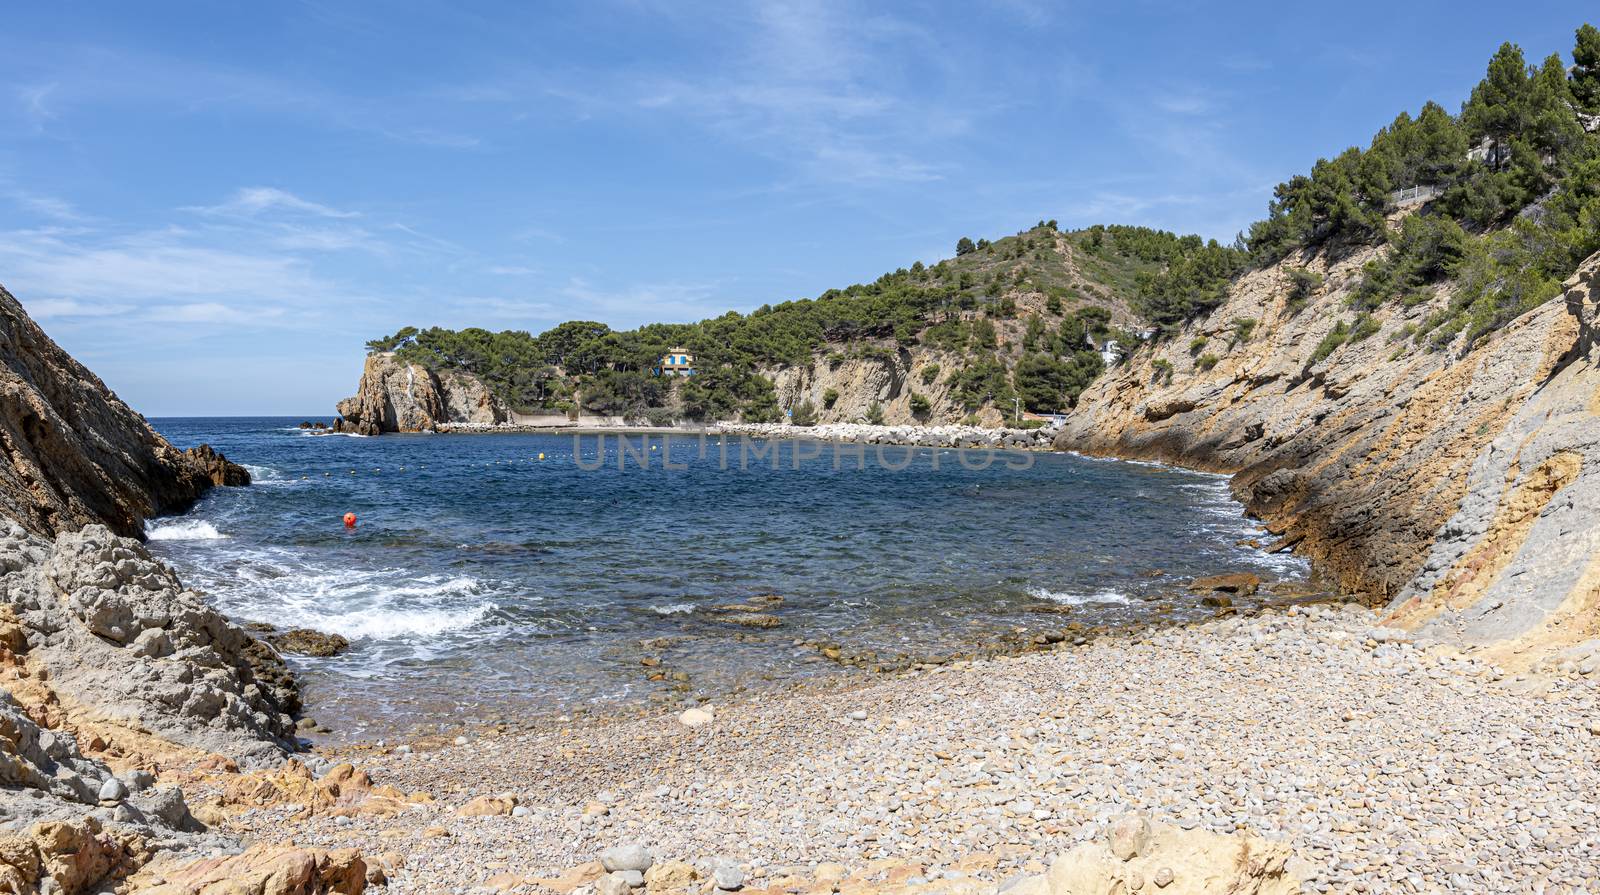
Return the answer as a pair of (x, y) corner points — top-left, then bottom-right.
(659, 347), (695, 376)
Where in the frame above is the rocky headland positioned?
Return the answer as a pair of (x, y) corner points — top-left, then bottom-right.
(0, 283), (343, 893)
(1055, 248), (1600, 661)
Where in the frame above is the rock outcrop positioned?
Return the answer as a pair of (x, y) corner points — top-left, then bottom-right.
(179, 445), (251, 488)
(0, 284), (240, 539)
(334, 352), (505, 434)
(1056, 247), (1600, 650)
(2, 522), (299, 766)
(1005, 813), (1300, 895)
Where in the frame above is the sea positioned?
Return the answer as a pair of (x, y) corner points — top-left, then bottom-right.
(147, 417), (1311, 739)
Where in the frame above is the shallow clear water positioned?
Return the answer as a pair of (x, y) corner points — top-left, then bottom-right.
(148, 417), (1308, 738)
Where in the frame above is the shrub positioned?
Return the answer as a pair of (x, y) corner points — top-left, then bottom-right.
(1196, 353), (1219, 371)
(791, 399), (818, 426)
(865, 401), (885, 425)
(1189, 336), (1209, 355)
(1231, 318), (1258, 344)
(1286, 268), (1323, 309)
(920, 364), (940, 385)
(971, 318), (998, 349)
(1151, 358), (1174, 384)
(1310, 321), (1351, 364)
(821, 387), (839, 409)
(909, 393), (931, 416)
(1349, 313), (1382, 343)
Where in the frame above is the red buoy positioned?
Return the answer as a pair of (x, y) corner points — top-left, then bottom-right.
(343, 512), (357, 528)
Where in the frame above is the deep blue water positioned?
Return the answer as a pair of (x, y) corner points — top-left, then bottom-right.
(148, 417), (1308, 738)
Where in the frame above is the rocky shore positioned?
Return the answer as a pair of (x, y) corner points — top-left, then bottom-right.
(376, 419), (1065, 451)
(706, 422), (1061, 450)
(248, 603), (1595, 894)
(5, 238), (1600, 895)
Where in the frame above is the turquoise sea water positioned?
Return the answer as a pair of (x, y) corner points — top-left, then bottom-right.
(148, 417), (1309, 738)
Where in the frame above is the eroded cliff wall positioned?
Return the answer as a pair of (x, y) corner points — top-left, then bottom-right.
(335, 352), (506, 434)
(0, 285), (219, 538)
(1056, 249), (1600, 649)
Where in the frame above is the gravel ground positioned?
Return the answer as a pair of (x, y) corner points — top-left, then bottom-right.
(239, 604), (1599, 894)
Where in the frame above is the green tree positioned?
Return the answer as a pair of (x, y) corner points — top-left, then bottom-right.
(1463, 42), (1533, 170)
(365, 326), (418, 353)
(791, 399), (818, 426)
(956, 236), (976, 256)
(1574, 24), (1600, 114)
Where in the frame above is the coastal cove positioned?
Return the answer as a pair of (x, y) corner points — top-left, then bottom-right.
(145, 417), (1310, 740)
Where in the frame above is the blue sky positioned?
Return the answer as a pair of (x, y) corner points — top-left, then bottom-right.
(4, 2), (1594, 415)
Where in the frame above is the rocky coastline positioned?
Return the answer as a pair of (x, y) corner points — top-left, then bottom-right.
(1057, 249), (1600, 660)
(0, 283), (338, 893)
(2, 232), (1599, 895)
(268, 602), (1599, 894)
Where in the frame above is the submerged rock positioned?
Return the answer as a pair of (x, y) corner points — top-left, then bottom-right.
(267, 628), (352, 658)
(1187, 573), (1261, 596)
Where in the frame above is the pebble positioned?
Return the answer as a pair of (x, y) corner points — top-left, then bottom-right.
(713, 860), (745, 890)
(679, 708), (713, 728)
(293, 607), (1598, 894)
(599, 844), (653, 873)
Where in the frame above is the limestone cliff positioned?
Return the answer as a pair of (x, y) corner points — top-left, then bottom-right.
(0, 285), (300, 893)
(334, 352), (505, 434)
(1056, 247), (1600, 650)
(763, 346), (1008, 427)
(0, 284), (228, 538)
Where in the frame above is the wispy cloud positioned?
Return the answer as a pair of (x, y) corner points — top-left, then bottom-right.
(184, 186), (359, 219)
(558, 276), (735, 325)
(25, 297), (133, 319)
(4, 190), (84, 221)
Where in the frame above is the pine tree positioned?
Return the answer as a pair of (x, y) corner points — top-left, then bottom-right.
(1463, 42), (1533, 170)
(1528, 53), (1584, 159)
(955, 236), (976, 255)
(1574, 24), (1600, 114)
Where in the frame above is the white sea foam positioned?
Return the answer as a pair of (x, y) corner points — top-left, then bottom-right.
(145, 519), (227, 541)
(649, 602), (696, 615)
(1028, 587), (1132, 606)
(310, 603), (498, 639)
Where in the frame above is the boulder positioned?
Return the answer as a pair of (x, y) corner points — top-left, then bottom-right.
(181, 444), (252, 487)
(132, 844), (367, 895)
(1187, 573), (1261, 596)
(1030, 814), (1299, 895)
(267, 628), (352, 657)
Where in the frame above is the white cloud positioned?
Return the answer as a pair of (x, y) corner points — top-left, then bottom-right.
(558, 277), (734, 324)
(23, 298), (133, 319)
(145, 302), (269, 324)
(14, 194), (82, 221)
(184, 187), (359, 219)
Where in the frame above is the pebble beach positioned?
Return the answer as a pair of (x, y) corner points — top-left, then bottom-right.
(248, 603), (1600, 895)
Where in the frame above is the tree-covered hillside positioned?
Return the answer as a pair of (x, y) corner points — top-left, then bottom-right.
(367, 221), (1208, 422)
(365, 23), (1600, 424)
